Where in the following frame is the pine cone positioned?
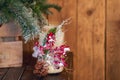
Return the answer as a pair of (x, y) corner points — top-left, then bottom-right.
(33, 61), (49, 77)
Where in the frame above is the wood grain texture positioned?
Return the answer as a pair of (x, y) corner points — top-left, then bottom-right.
(0, 21), (22, 68)
(77, 0), (105, 80)
(77, 0), (94, 79)
(92, 0), (105, 80)
(106, 0), (120, 80)
(23, 40), (35, 54)
(0, 21), (21, 37)
(2, 67), (24, 80)
(0, 41), (23, 68)
(0, 37), (17, 42)
(0, 68), (9, 79)
(21, 66), (35, 80)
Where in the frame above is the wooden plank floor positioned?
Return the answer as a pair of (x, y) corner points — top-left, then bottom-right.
(0, 66), (72, 80)
(0, 52), (73, 80)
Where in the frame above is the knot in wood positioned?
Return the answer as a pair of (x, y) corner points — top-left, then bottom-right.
(86, 9), (94, 16)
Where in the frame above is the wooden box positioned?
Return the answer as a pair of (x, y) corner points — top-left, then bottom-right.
(0, 41), (23, 67)
(0, 21), (23, 68)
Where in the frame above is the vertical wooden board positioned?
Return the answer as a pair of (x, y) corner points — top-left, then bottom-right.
(78, 0), (105, 80)
(23, 40), (35, 54)
(48, 0), (77, 80)
(0, 41), (23, 67)
(0, 21), (21, 37)
(106, 0), (120, 80)
(77, 0), (94, 80)
(47, 0), (63, 25)
(93, 0), (105, 80)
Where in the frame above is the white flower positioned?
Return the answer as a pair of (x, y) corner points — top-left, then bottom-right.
(64, 48), (70, 52)
(32, 51), (38, 58)
(32, 46), (39, 58)
(59, 63), (64, 66)
(33, 46), (38, 51)
(48, 38), (54, 42)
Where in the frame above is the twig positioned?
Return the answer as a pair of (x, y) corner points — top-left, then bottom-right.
(58, 17), (72, 28)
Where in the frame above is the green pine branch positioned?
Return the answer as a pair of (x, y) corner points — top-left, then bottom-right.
(0, 0), (61, 42)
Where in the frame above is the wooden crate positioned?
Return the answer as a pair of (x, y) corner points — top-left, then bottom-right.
(0, 41), (23, 67)
(0, 21), (21, 37)
(0, 21), (23, 68)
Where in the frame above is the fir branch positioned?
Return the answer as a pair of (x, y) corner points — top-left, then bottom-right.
(0, 0), (62, 42)
(39, 32), (47, 46)
(0, 13), (9, 24)
(9, 1), (41, 42)
(40, 4), (61, 15)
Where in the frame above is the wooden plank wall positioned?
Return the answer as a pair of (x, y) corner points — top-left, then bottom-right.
(77, 0), (105, 80)
(0, 0), (119, 80)
(106, 0), (120, 80)
(48, 0), (105, 80)
(22, 0), (120, 80)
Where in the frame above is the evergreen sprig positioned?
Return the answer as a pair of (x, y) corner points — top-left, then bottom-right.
(0, 0), (61, 42)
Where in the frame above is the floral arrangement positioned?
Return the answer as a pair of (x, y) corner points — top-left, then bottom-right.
(32, 19), (70, 70)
